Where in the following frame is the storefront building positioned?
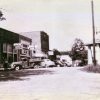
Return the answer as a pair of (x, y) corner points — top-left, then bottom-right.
(0, 28), (32, 67)
(20, 31), (49, 58)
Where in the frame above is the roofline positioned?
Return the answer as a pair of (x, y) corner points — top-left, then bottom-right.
(0, 27), (32, 42)
(21, 31), (49, 36)
(0, 27), (18, 35)
(19, 35), (32, 42)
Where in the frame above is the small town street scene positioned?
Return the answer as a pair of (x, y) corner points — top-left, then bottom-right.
(1, 0), (100, 100)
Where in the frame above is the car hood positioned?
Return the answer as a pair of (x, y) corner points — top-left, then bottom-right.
(11, 61), (22, 65)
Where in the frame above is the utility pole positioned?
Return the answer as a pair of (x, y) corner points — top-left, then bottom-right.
(91, 0), (96, 66)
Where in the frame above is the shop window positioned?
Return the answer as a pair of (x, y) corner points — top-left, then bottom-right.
(33, 50), (36, 53)
(3, 43), (7, 53)
(7, 44), (13, 53)
(13, 49), (17, 54)
(21, 49), (28, 54)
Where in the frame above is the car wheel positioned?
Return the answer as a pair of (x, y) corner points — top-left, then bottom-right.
(67, 65), (71, 67)
(34, 65), (38, 69)
(45, 64), (48, 68)
(63, 63), (66, 66)
(57, 64), (60, 67)
(15, 65), (21, 71)
(30, 63), (35, 68)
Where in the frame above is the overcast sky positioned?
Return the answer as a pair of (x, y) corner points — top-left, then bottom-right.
(0, 0), (100, 51)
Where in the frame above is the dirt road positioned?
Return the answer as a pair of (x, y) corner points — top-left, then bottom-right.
(0, 67), (100, 100)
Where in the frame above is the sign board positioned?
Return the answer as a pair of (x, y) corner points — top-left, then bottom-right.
(48, 51), (54, 55)
(14, 43), (22, 49)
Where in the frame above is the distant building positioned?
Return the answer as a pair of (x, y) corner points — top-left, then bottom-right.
(86, 41), (100, 65)
(0, 28), (32, 67)
(86, 34), (100, 64)
(20, 31), (49, 58)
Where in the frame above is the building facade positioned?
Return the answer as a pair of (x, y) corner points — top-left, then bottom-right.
(86, 34), (100, 65)
(18, 35), (32, 60)
(0, 28), (32, 67)
(20, 31), (49, 58)
(86, 42), (100, 64)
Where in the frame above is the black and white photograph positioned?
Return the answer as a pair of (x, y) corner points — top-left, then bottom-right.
(0, 0), (100, 100)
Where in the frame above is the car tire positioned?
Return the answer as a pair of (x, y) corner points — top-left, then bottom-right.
(57, 64), (60, 67)
(14, 65), (21, 71)
(63, 63), (66, 66)
(34, 65), (38, 69)
(45, 64), (48, 68)
(30, 63), (35, 68)
(67, 65), (71, 67)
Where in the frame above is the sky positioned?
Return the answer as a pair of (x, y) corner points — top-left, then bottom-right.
(0, 0), (100, 51)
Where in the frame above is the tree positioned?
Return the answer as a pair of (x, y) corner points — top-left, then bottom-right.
(72, 38), (85, 52)
(48, 49), (60, 61)
(0, 10), (6, 21)
(70, 38), (87, 65)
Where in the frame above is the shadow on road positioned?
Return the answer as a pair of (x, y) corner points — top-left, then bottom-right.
(0, 69), (54, 82)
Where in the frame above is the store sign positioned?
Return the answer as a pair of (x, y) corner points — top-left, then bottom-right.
(48, 51), (54, 55)
(21, 49), (28, 55)
(14, 43), (22, 49)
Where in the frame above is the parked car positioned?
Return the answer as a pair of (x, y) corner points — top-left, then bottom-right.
(40, 59), (55, 68)
(54, 60), (64, 67)
(60, 55), (72, 67)
(10, 58), (30, 70)
(61, 60), (72, 67)
(29, 58), (42, 69)
(10, 61), (23, 70)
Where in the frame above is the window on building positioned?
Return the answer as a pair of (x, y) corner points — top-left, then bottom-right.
(7, 44), (13, 53)
(13, 49), (17, 54)
(20, 49), (28, 55)
(33, 50), (36, 53)
(3, 43), (7, 53)
(22, 44), (28, 48)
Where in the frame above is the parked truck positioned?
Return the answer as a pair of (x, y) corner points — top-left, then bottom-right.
(9, 58), (42, 70)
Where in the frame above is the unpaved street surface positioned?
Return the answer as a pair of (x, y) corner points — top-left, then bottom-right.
(0, 67), (100, 100)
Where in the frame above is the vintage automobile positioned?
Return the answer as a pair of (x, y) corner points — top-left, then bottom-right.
(54, 60), (64, 67)
(61, 60), (72, 67)
(40, 59), (55, 68)
(10, 58), (42, 70)
(60, 55), (72, 67)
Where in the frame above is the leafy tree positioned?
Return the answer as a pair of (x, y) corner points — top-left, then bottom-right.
(72, 38), (85, 52)
(70, 38), (87, 65)
(48, 49), (60, 61)
(0, 10), (6, 21)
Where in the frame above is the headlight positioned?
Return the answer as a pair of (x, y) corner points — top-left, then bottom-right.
(13, 64), (15, 67)
(11, 63), (15, 68)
